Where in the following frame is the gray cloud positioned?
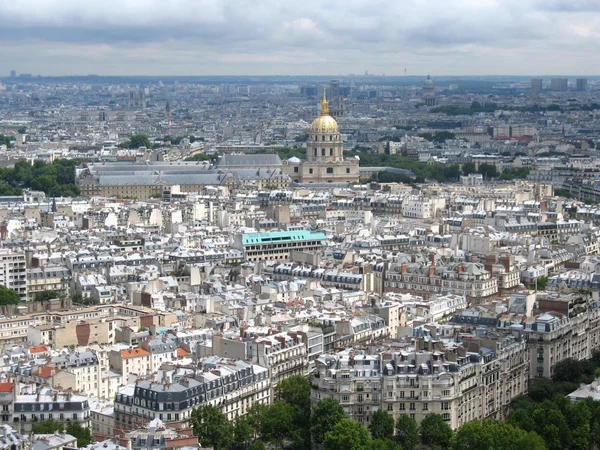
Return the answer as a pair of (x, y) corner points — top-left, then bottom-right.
(0, 0), (598, 75)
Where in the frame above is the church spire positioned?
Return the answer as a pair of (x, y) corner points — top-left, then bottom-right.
(320, 87), (329, 116)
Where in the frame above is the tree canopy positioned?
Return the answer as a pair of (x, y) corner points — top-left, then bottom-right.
(0, 285), (20, 306)
(190, 404), (234, 450)
(323, 419), (371, 450)
(32, 420), (92, 447)
(310, 397), (345, 445)
(0, 159), (80, 197)
(119, 133), (152, 149)
(419, 414), (453, 449)
(34, 290), (60, 302)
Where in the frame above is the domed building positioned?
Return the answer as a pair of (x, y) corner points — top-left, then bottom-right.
(423, 75), (437, 107)
(286, 89), (359, 184)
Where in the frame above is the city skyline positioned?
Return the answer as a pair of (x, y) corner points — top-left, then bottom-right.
(1, 0), (600, 76)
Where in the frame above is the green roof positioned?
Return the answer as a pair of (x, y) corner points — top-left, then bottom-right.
(242, 230), (327, 246)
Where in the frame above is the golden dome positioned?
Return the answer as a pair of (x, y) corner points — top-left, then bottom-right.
(309, 87), (339, 133)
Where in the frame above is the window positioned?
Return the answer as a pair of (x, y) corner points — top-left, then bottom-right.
(294, 167), (299, 173)
(309, 169), (313, 174)
(322, 149), (326, 156)
(442, 413), (451, 421)
(330, 148), (333, 156)
(346, 168), (350, 173)
(327, 167), (334, 174)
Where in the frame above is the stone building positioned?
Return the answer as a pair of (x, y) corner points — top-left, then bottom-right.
(285, 90), (359, 184)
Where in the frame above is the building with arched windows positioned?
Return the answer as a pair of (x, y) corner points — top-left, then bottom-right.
(285, 89), (359, 184)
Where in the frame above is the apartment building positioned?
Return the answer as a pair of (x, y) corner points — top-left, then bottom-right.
(0, 249), (27, 301)
(114, 359), (270, 430)
(233, 230), (327, 262)
(521, 294), (600, 378)
(402, 196), (446, 219)
(311, 332), (528, 430)
(109, 348), (152, 384)
(385, 260), (498, 301)
(27, 266), (71, 301)
(13, 385), (91, 432)
(212, 331), (308, 389)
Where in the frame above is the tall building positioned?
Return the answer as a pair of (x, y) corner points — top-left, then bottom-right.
(576, 78), (588, 91)
(550, 78), (568, 91)
(328, 79), (345, 118)
(9, 70), (16, 78)
(0, 249), (27, 302)
(423, 75), (437, 106)
(284, 89), (359, 184)
(128, 89), (145, 110)
(531, 78), (543, 93)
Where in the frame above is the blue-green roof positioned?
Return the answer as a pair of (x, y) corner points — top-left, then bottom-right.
(242, 230), (327, 246)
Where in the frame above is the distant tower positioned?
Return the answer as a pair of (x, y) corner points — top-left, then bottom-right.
(328, 79), (345, 118)
(128, 89), (145, 110)
(550, 78), (568, 92)
(531, 78), (543, 93)
(423, 75), (436, 106)
(9, 70), (16, 78)
(576, 78), (588, 92)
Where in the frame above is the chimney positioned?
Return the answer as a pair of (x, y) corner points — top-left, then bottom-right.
(457, 264), (464, 274)
(428, 265), (435, 277)
(429, 253), (436, 264)
(401, 263), (407, 274)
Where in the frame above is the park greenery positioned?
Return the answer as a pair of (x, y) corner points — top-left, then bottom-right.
(189, 359), (600, 450)
(0, 159), (80, 197)
(429, 101), (591, 116)
(184, 153), (214, 162)
(32, 420), (92, 447)
(417, 131), (456, 143)
(0, 134), (15, 148)
(119, 133), (152, 149)
(34, 290), (60, 302)
(0, 285), (20, 306)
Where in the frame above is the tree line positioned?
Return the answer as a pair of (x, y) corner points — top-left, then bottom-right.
(0, 159), (80, 197)
(191, 359), (600, 450)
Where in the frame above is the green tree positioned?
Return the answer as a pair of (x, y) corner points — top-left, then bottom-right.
(32, 420), (63, 434)
(369, 439), (402, 450)
(395, 415), (419, 450)
(452, 420), (545, 450)
(66, 422), (92, 447)
(276, 375), (311, 425)
(32, 420), (91, 447)
(565, 401), (591, 450)
(0, 285), (20, 306)
(552, 358), (594, 383)
(190, 405), (234, 450)
(323, 419), (371, 450)
(310, 397), (345, 445)
(233, 418), (253, 449)
(478, 163), (498, 178)
(247, 442), (266, 450)
(461, 162), (476, 176)
(120, 133), (151, 149)
(34, 290), (60, 302)
(246, 402), (268, 439)
(419, 414), (453, 449)
(369, 410), (395, 441)
(17, 127), (27, 134)
(261, 401), (295, 448)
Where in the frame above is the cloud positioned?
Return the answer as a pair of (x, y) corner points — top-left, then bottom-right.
(0, 0), (598, 75)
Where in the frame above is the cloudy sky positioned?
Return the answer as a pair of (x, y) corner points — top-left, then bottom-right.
(1, 0), (599, 76)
